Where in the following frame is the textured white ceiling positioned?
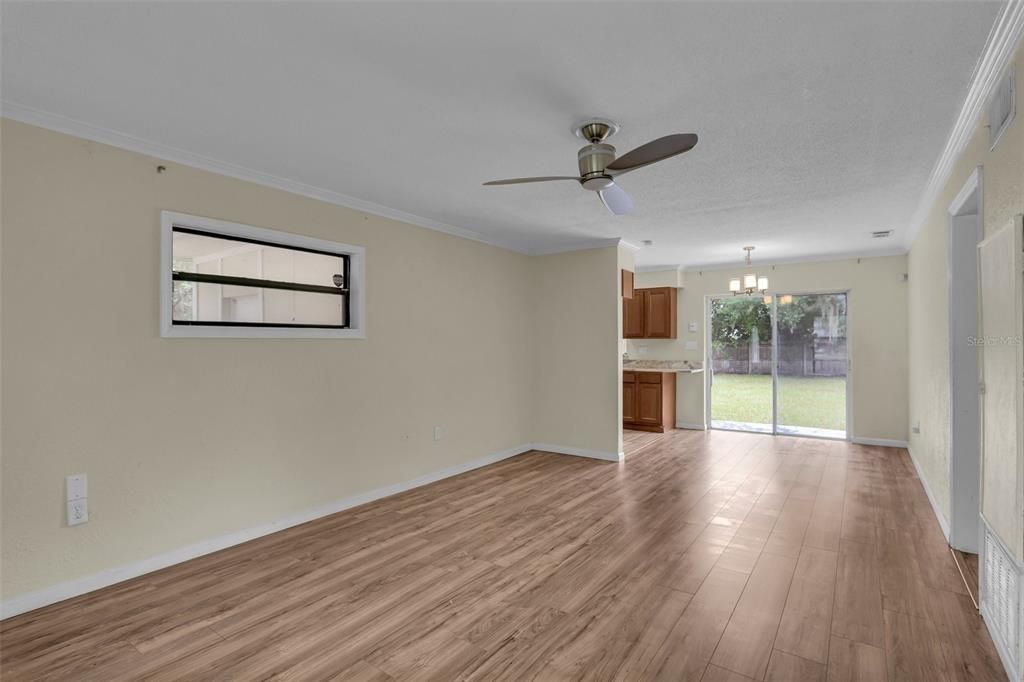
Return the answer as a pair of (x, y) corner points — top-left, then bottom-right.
(1, 1), (1001, 268)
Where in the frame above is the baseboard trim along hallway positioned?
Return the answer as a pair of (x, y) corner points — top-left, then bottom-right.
(906, 444), (952, 541)
(850, 437), (910, 448)
(0, 441), (619, 619)
(530, 443), (624, 462)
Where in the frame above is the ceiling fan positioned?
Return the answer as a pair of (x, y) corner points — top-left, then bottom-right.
(482, 118), (698, 215)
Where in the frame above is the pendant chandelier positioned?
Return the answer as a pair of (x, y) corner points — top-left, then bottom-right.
(729, 246), (768, 295)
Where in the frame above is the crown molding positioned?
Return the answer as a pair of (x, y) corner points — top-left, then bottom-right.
(528, 237), (632, 256)
(1, 101), (534, 254)
(645, 245), (910, 274)
(905, 0), (1024, 249)
(636, 264), (683, 273)
(2, 101), (646, 259)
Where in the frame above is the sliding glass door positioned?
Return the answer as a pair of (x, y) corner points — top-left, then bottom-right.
(709, 296), (774, 433)
(775, 293), (848, 438)
(709, 292), (848, 439)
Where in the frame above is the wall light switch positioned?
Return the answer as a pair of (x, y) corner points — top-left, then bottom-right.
(67, 498), (88, 526)
(688, 321), (698, 333)
(433, 426), (442, 441)
(66, 474), (87, 501)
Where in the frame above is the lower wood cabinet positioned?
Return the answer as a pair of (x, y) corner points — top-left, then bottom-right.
(622, 371), (676, 433)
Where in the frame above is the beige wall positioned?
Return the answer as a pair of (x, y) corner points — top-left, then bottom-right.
(907, 44), (1024, 546)
(531, 246), (622, 457)
(0, 120), (619, 604)
(629, 254), (910, 442)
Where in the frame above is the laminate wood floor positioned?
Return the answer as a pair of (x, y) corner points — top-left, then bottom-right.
(0, 430), (1005, 681)
(622, 429), (664, 456)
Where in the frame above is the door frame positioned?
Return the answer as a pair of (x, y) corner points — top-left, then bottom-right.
(704, 289), (852, 441)
(947, 166), (984, 553)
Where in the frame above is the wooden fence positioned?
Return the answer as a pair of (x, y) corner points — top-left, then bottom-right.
(712, 339), (847, 377)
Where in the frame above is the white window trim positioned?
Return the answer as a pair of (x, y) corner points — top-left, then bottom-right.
(160, 211), (365, 339)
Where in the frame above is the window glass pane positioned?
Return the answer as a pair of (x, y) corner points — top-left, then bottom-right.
(263, 290), (346, 326)
(776, 293), (847, 439)
(709, 296), (773, 433)
(171, 228), (348, 327)
(172, 230), (346, 289)
(174, 282), (344, 326)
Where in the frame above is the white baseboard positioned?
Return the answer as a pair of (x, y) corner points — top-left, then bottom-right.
(851, 437), (909, 448)
(530, 443), (623, 462)
(980, 516), (1023, 682)
(0, 442), (536, 620)
(675, 421), (707, 430)
(907, 444), (951, 541)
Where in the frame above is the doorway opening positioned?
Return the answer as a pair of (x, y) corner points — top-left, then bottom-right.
(707, 292), (849, 439)
(947, 166), (983, 558)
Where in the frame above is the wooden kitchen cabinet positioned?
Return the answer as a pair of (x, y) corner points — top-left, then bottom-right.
(622, 373), (637, 423)
(622, 371), (676, 433)
(622, 287), (677, 339)
(621, 269), (634, 299)
(623, 292), (645, 338)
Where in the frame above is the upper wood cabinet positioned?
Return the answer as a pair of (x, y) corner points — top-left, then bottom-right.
(623, 287), (677, 339)
(623, 291), (645, 338)
(644, 288), (676, 338)
(621, 269), (634, 299)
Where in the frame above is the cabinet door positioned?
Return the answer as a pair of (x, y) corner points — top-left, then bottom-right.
(623, 290), (645, 338)
(644, 288), (677, 338)
(622, 375), (637, 424)
(636, 380), (662, 426)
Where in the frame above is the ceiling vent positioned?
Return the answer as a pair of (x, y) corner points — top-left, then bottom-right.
(989, 66), (1015, 150)
(871, 230), (893, 239)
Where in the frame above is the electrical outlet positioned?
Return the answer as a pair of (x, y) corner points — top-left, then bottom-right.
(67, 498), (88, 526)
(433, 426), (442, 441)
(66, 474), (87, 501)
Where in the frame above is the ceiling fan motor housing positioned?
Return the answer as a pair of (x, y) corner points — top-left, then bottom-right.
(578, 143), (615, 190)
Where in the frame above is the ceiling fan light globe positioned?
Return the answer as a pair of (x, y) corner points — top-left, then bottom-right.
(729, 279), (741, 293)
(582, 176), (614, 191)
(757, 276), (769, 292)
(743, 273), (758, 290)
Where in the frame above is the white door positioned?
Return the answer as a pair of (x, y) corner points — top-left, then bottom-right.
(978, 216), (1023, 564)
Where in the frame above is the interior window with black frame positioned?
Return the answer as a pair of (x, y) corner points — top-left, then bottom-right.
(170, 227), (350, 329)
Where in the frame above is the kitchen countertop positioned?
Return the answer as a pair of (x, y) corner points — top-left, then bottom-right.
(623, 360), (704, 374)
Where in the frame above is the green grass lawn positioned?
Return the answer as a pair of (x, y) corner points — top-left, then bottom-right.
(711, 374), (846, 431)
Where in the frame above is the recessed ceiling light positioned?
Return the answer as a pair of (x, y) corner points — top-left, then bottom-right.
(871, 230), (894, 238)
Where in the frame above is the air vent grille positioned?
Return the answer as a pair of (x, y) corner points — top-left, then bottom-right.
(989, 66), (1016, 149)
(871, 230), (893, 239)
(982, 527), (1020, 670)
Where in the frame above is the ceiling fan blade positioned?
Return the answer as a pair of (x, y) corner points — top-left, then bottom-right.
(482, 176), (579, 186)
(598, 183), (634, 215)
(606, 133), (698, 175)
